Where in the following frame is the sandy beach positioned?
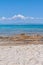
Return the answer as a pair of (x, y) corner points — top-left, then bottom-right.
(0, 45), (43, 65)
(0, 34), (43, 65)
(0, 0), (43, 64)
(0, 33), (43, 45)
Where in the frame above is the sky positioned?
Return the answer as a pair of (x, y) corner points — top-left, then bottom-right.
(0, 0), (43, 24)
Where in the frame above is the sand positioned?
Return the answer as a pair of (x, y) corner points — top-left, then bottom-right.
(0, 33), (43, 45)
(0, 45), (43, 65)
(0, 34), (43, 65)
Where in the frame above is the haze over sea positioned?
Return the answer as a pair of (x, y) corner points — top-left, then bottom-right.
(0, 24), (43, 36)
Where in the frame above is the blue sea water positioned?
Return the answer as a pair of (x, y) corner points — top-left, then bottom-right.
(0, 25), (43, 36)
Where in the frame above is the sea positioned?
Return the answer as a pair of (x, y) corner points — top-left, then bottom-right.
(0, 24), (43, 36)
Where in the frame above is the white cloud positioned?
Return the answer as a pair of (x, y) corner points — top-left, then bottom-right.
(11, 14), (28, 20)
(35, 17), (43, 20)
(28, 17), (34, 20)
(0, 14), (43, 21)
(0, 17), (7, 20)
(0, 14), (28, 21)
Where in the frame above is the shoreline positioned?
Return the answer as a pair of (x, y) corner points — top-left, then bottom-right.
(0, 33), (43, 45)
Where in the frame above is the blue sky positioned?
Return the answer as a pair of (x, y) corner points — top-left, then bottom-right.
(0, 0), (43, 24)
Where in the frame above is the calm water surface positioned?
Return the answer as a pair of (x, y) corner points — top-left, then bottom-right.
(0, 25), (43, 36)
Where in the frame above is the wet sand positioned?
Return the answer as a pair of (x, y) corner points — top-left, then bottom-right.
(0, 33), (43, 45)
